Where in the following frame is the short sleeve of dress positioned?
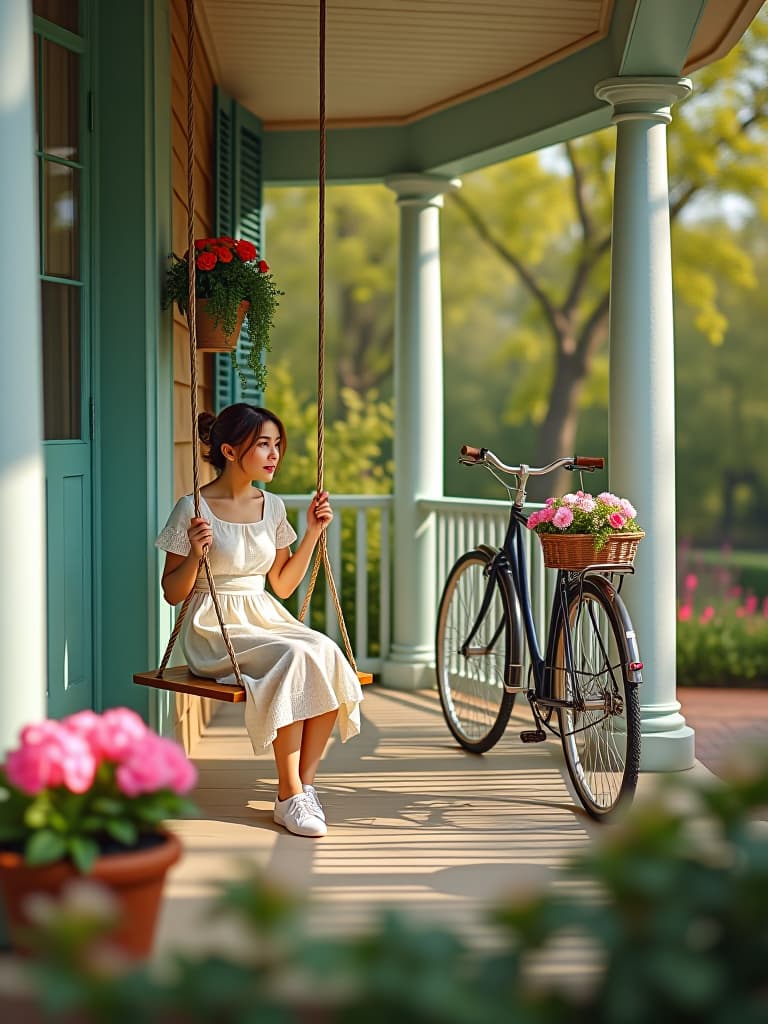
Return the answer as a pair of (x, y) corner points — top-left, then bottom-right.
(155, 495), (193, 556)
(272, 494), (298, 549)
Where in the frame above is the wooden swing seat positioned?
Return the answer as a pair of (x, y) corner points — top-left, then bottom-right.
(134, 665), (373, 702)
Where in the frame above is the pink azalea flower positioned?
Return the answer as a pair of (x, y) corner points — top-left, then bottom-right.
(93, 708), (150, 763)
(684, 574), (698, 592)
(116, 734), (197, 797)
(678, 604), (692, 622)
(552, 506), (574, 529)
(6, 721), (96, 795)
(700, 606), (715, 624)
(745, 594), (758, 615)
(608, 512), (626, 529)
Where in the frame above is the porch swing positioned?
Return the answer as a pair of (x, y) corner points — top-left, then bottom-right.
(134, 0), (372, 702)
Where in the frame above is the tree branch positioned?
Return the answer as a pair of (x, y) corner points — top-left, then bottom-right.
(450, 190), (560, 336)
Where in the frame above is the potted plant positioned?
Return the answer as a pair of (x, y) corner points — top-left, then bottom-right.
(527, 489), (644, 570)
(0, 707), (198, 958)
(164, 236), (282, 394)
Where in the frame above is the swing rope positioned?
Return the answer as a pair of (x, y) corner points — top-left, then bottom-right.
(297, 0), (358, 673)
(157, 0), (243, 685)
(158, 0), (357, 681)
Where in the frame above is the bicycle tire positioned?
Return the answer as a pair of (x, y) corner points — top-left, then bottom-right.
(435, 548), (519, 753)
(551, 575), (640, 820)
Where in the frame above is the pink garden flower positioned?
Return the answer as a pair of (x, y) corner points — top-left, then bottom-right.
(6, 721), (96, 795)
(116, 733), (196, 797)
(608, 512), (626, 529)
(700, 606), (715, 624)
(598, 492), (622, 507)
(620, 498), (637, 519)
(678, 604), (693, 622)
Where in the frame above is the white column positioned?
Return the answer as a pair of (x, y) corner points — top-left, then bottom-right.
(0, 0), (47, 755)
(382, 174), (460, 690)
(595, 77), (694, 771)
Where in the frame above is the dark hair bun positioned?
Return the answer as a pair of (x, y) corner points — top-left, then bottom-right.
(198, 411), (216, 445)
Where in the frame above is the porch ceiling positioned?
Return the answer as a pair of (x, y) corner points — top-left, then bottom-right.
(197, 0), (761, 130)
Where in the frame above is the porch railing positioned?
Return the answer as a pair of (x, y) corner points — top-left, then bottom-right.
(280, 493), (551, 680)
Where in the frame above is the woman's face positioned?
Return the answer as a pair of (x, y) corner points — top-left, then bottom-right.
(237, 420), (282, 482)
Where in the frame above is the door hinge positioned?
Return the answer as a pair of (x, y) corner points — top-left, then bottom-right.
(89, 396), (95, 441)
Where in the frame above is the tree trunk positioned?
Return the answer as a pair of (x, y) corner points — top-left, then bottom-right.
(531, 346), (586, 500)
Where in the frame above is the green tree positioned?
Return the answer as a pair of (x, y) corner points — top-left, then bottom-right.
(445, 12), (768, 492)
(264, 184), (397, 420)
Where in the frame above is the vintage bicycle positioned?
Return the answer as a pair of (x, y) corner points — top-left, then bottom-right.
(435, 447), (643, 820)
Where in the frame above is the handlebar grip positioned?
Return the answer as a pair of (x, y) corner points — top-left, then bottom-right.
(573, 456), (605, 469)
(460, 445), (484, 462)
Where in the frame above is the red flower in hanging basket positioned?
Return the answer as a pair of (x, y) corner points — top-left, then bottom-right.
(196, 251), (217, 271)
(258, 259), (270, 273)
(213, 245), (234, 263)
(234, 239), (257, 262)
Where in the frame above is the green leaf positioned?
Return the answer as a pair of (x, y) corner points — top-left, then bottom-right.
(105, 819), (138, 846)
(91, 797), (125, 816)
(68, 835), (100, 874)
(25, 829), (68, 866)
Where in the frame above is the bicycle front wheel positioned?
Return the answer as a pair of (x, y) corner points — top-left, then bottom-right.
(552, 576), (640, 820)
(435, 549), (518, 753)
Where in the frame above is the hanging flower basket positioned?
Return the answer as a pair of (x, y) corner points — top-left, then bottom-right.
(193, 298), (250, 352)
(537, 530), (645, 570)
(163, 236), (282, 393)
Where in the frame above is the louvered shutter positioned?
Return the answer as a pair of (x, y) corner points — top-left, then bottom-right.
(213, 90), (265, 410)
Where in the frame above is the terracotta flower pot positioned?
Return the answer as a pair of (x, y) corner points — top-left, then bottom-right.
(0, 830), (182, 959)
(193, 298), (250, 351)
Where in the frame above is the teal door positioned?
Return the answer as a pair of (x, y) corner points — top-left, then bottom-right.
(34, 4), (94, 718)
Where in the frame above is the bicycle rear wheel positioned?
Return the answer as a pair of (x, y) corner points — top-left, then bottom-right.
(552, 576), (640, 820)
(435, 549), (518, 753)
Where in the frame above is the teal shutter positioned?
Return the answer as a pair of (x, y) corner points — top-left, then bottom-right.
(213, 88), (265, 410)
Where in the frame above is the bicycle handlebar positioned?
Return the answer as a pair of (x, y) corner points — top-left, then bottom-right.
(459, 445), (604, 476)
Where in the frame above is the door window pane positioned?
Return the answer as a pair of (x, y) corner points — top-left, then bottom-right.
(41, 281), (81, 440)
(44, 161), (79, 279)
(43, 41), (79, 161)
(33, 0), (79, 35)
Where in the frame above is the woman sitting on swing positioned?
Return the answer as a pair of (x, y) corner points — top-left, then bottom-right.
(156, 402), (364, 838)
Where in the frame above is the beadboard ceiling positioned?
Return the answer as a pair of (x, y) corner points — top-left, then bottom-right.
(195, 0), (763, 130)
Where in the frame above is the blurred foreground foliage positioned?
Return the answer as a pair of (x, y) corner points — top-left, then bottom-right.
(13, 747), (768, 1023)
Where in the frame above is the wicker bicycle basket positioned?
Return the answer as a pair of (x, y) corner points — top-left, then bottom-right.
(537, 531), (645, 571)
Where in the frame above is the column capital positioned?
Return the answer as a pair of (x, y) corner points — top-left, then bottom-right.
(595, 76), (692, 125)
(385, 173), (461, 208)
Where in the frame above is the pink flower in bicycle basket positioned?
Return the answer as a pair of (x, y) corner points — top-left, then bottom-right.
(527, 510), (542, 529)
(598, 492), (622, 507)
(576, 494), (596, 512)
(545, 497), (556, 506)
(562, 493), (578, 505)
(552, 506), (574, 529)
(620, 498), (637, 519)
(608, 512), (626, 529)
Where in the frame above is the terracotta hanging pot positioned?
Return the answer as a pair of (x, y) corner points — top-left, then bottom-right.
(0, 830), (182, 959)
(193, 298), (250, 352)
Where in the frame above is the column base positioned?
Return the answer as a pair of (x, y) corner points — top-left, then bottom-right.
(380, 657), (436, 691)
(639, 699), (696, 771)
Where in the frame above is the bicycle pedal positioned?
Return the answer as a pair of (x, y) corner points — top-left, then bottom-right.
(520, 729), (547, 744)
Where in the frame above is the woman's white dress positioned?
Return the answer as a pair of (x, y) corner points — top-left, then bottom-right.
(156, 491), (363, 752)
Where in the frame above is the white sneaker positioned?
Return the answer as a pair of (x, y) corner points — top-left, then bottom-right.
(303, 784), (326, 822)
(274, 793), (327, 837)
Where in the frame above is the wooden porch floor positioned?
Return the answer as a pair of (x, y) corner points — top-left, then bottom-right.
(156, 685), (705, 961)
